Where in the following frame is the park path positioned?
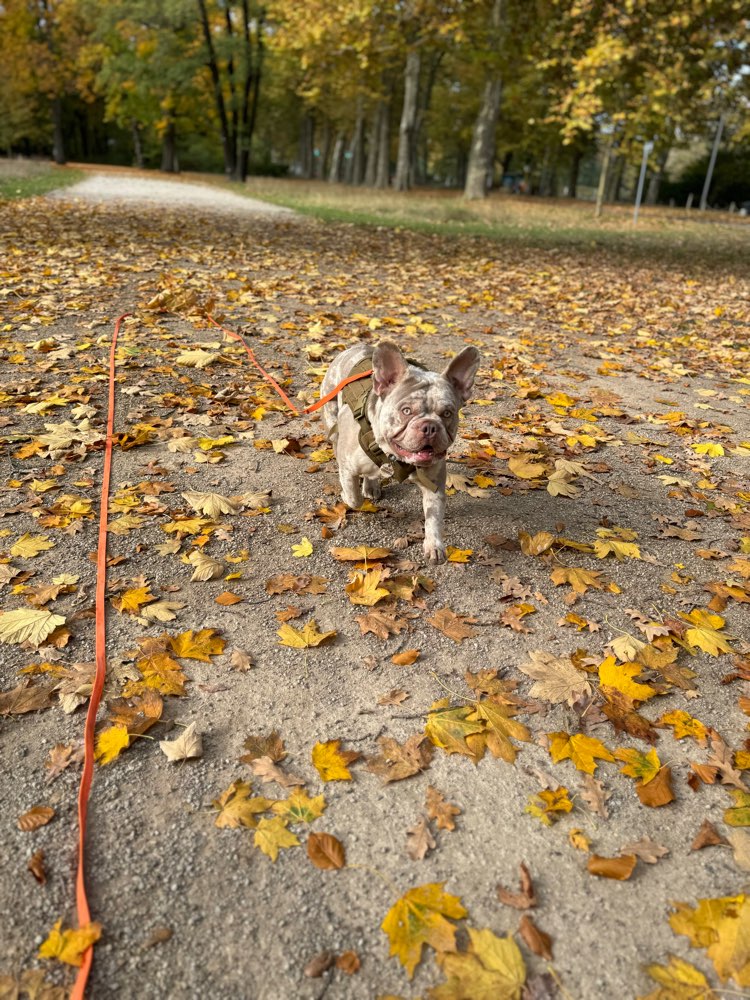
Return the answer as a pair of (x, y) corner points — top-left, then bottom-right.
(49, 172), (294, 216)
(1, 172), (749, 1000)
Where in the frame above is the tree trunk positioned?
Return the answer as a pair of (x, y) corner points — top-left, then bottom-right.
(375, 100), (390, 188)
(567, 147), (582, 198)
(328, 132), (345, 183)
(197, 0), (234, 176)
(364, 106), (380, 186)
(463, 76), (502, 199)
(160, 119), (178, 173)
(347, 98), (365, 185)
(645, 145), (670, 205)
(51, 97), (66, 165)
(393, 49), (420, 191)
(234, 1), (264, 183)
(606, 154), (624, 202)
(315, 120), (331, 179)
(414, 52), (442, 185)
(299, 113), (314, 178)
(131, 120), (144, 169)
(595, 140), (614, 218)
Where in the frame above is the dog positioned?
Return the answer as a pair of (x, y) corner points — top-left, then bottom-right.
(321, 340), (480, 564)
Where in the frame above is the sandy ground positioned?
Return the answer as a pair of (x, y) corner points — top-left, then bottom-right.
(1, 173), (749, 1000)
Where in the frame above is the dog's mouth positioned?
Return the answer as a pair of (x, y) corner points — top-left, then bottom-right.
(390, 442), (445, 466)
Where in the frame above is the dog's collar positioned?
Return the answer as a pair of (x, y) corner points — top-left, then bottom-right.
(340, 356), (439, 493)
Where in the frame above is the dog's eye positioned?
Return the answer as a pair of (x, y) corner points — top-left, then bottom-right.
(442, 408), (453, 419)
(401, 406), (411, 416)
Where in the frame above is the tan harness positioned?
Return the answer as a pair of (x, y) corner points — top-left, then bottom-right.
(338, 356), (438, 492)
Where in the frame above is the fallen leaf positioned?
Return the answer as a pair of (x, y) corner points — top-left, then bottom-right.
(620, 836), (670, 863)
(278, 620), (336, 649)
(0, 608), (66, 646)
(312, 739), (360, 782)
(517, 650), (591, 706)
(38, 920), (102, 967)
(587, 854), (637, 880)
(253, 816), (300, 861)
(17, 805), (55, 832)
(691, 819), (728, 852)
(392, 649), (420, 666)
(307, 831), (346, 870)
(497, 862), (536, 910)
(213, 780), (274, 829)
(430, 925), (526, 999)
(636, 766), (675, 807)
(406, 817), (437, 861)
(427, 607), (477, 643)
(367, 735), (434, 783)
(518, 914), (553, 961)
(381, 882), (467, 978)
(28, 849), (47, 884)
(159, 722), (203, 762)
(548, 732), (615, 774)
(426, 786), (461, 831)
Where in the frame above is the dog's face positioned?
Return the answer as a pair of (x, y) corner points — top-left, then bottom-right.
(369, 341), (480, 467)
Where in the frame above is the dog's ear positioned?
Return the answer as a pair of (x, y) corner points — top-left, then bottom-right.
(372, 340), (408, 396)
(442, 346), (480, 402)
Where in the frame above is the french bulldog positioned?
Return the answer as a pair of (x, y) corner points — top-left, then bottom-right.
(321, 340), (480, 564)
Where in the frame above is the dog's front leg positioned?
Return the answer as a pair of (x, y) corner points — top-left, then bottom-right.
(418, 463), (447, 564)
(339, 460), (364, 509)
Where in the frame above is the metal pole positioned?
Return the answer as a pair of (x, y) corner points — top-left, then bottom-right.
(700, 114), (725, 211)
(633, 140), (654, 225)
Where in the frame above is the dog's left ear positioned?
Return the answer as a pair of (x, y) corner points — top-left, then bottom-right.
(372, 340), (408, 396)
(442, 346), (480, 402)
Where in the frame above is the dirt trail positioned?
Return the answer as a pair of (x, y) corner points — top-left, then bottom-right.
(1, 173), (749, 1000)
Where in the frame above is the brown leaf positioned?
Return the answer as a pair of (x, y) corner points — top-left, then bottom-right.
(497, 862), (537, 910)
(45, 742), (82, 781)
(427, 607), (477, 642)
(587, 854), (637, 880)
(107, 689), (163, 736)
(228, 648), (253, 671)
(249, 755), (305, 788)
(335, 951), (360, 975)
(28, 849), (47, 884)
(355, 609), (409, 640)
(690, 818), (728, 852)
(406, 817), (436, 861)
(304, 951), (335, 977)
(620, 836), (670, 863)
(366, 734), (433, 783)
(601, 687), (659, 744)
(241, 731), (286, 763)
(391, 649), (420, 666)
(0, 679), (54, 715)
(636, 766), (675, 808)
(377, 688), (409, 706)
(425, 786), (461, 831)
(18, 805), (55, 832)
(518, 915), (553, 961)
(307, 832), (346, 870)
(143, 927), (173, 949)
(274, 605), (303, 623)
(266, 573), (327, 595)
(579, 774), (610, 819)
(215, 591), (243, 606)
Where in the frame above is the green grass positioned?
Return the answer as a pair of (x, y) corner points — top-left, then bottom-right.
(201, 174), (750, 272)
(0, 162), (84, 201)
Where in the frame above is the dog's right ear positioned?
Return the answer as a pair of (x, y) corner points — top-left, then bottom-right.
(372, 341), (408, 396)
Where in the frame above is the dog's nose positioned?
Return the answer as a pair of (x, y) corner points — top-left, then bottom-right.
(419, 419), (439, 439)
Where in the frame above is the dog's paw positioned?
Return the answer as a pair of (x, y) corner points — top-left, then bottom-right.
(362, 477), (382, 501)
(423, 538), (447, 565)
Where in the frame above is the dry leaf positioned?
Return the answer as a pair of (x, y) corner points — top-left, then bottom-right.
(497, 862), (537, 909)
(17, 805), (55, 832)
(159, 722), (203, 762)
(587, 854), (637, 880)
(28, 849), (47, 884)
(518, 914), (553, 960)
(690, 819), (728, 851)
(425, 786), (461, 831)
(391, 649), (420, 665)
(620, 836), (670, 863)
(307, 831), (346, 870)
(406, 817), (436, 861)
(367, 735), (433, 783)
(427, 607), (477, 643)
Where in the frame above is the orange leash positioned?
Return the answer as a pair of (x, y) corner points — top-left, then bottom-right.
(205, 314), (372, 416)
(71, 312), (129, 999)
(69, 310), (366, 995)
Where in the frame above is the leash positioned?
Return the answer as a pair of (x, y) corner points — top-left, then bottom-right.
(71, 312), (129, 1000)
(205, 314), (373, 416)
(69, 310), (371, 993)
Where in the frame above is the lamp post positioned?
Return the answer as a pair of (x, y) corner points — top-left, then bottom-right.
(633, 139), (654, 225)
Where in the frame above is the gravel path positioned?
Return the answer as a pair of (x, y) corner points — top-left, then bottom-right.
(49, 173), (294, 216)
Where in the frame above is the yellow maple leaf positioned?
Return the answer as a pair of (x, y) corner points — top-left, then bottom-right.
(277, 620), (336, 649)
(425, 699), (485, 762)
(446, 547), (473, 563)
(253, 816), (300, 861)
(547, 732), (615, 774)
(213, 780), (274, 828)
(197, 435), (234, 451)
(692, 442), (724, 457)
(599, 656), (657, 702)
(468, 699), (530, 764)
(381, 882), (467, 978)
(311, 739), (357, 781)
(10, 533), (55, 558)
(670, 895), (750, 986)
(550, 567), (613, 595)
(344, 569), (390, 606)
(659, 709), (709, 745)
(525, 787), (573, 825)
(271, 790), (326, 823)
(111, 586), (154, 614)
(330, 545), (392, 561)
(94, 725), (130, 765)
(169, 629), (225, 661)
(292, 537), (313, 558)
(642, 954), (718, 1000)
(680, 609), (734, 656)
(38, 920), (102, 967)
(593, 538), (641, 560)
(135, 651), (187, 697)
(507, 455), (547, 479)
(614, 747), (661, 785)
(432, 926), (526, 999)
